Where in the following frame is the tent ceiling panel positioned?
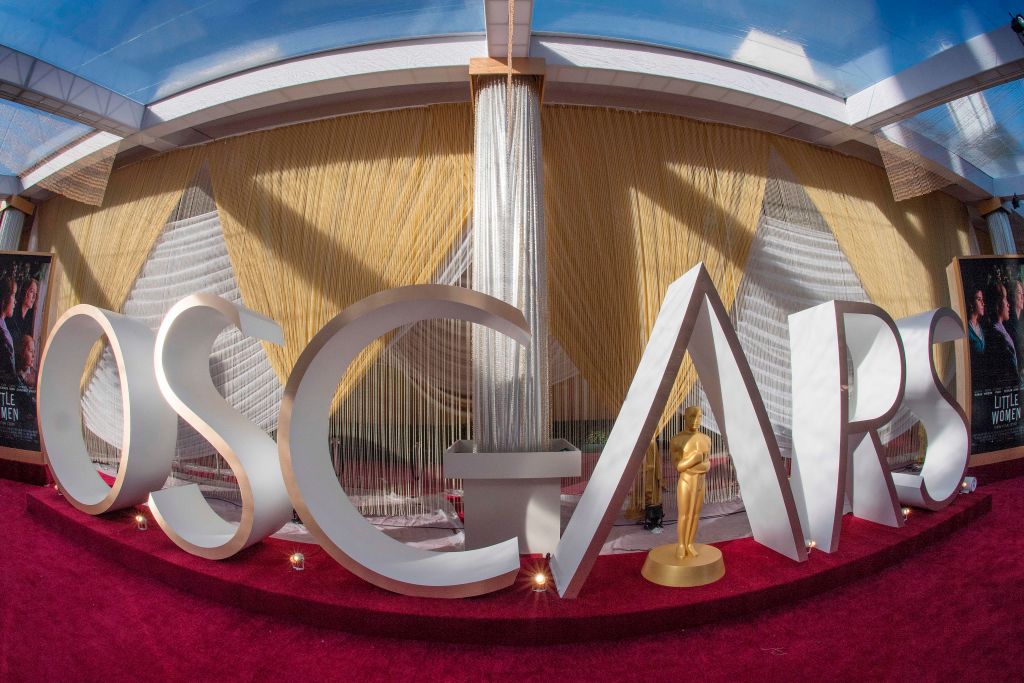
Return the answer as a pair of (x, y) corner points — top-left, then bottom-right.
(0, 0), (485, 104)
(887, 78), (1024, 183)
(0, 2), (1020, 201)
(533, 0), (1008, 98)
(0, 98), (92, 176)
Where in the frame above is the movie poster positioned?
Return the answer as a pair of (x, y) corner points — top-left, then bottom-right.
(950, 256), (1024, 459)
(0, 252), (54, 457)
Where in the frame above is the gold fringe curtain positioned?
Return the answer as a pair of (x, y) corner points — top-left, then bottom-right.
(543, 106), (770, 433)
(874, 134), (952, 203)
(776, 139), (972, 320)
(206, 105), (474, 403)
(543, 106), (770, 511)
(35, 147), (207, 315)
(35, 136), (118, 207)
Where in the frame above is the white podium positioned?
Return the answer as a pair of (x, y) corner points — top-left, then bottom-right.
(445, 439), (581, 555)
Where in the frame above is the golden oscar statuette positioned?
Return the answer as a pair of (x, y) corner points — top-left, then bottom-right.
(641, 406), (725, 587)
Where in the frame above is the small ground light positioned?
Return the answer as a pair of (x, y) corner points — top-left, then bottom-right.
(901, 507), (911, 519)
(532, 572), (547, 592)
(960, 476), (977, 494)
(806, 539), (816, 552)
(290, 552), (305, 571)
(134, 514), (148, 531)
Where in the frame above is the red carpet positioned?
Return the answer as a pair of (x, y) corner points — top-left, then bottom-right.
(22, 483), (990, 644)
(1, 462), (1022, 679)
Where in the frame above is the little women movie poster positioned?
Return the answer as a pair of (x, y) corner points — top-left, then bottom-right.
(0, 252), (52, 455)
(954, 255), (1024, 457)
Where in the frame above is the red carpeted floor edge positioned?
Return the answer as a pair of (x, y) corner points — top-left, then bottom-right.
(22, 481), (991, 645)
(2, 461), (1022, 680)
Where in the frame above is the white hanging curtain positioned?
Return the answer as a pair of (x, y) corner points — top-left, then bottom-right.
(696, 150), (920, 459)
(0, 208), (25, 251)
(987, 209), (1017, 255)
(471, 77), (550, 452)
(82, 207), (283, 464)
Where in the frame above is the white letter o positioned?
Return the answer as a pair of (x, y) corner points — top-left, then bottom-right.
(38, 305), (176, 514)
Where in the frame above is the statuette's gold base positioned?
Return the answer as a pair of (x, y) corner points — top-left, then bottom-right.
(641, 543), (725, 587)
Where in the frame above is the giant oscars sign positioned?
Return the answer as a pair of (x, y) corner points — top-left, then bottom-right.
(37, 263), (970, 599)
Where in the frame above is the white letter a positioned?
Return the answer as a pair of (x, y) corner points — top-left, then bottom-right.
(551, 264), (807, 598)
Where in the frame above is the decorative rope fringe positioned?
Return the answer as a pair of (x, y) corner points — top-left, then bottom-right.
(472, 76), (551, 452)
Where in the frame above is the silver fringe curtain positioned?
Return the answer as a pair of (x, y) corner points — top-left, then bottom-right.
(470, 77), (551, 452)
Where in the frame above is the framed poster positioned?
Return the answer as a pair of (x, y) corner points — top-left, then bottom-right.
(0, 251), (57, 465)
(948, 255), (1024, 465)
